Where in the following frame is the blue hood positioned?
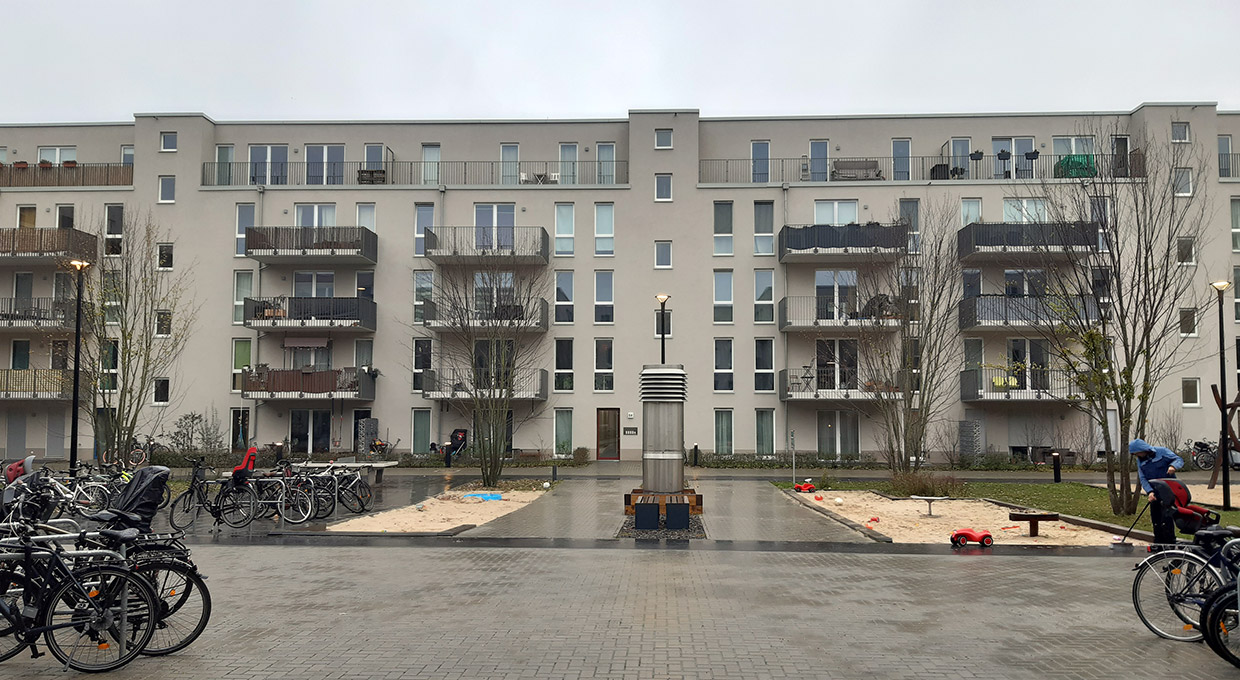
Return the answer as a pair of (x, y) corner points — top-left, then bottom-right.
(1129, 439), (1155, 454)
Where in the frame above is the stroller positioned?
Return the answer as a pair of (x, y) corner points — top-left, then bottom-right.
(443, 429), (468, 467)
(92, 465), (171, 534)
(1150, 478), (1221, 535)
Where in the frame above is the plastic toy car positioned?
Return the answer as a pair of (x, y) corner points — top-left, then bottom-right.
(951, 528), (993, 547)
(793, 482), (816, 493)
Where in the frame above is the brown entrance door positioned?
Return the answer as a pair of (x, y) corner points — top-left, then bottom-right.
(596, 408), (620, 460)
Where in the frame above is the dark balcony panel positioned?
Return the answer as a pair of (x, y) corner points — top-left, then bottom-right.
(0, 297), (79, 331)
(957, 222), (1097, 259)
(203, 160), (627, 187)
(243, 297), (377, 332)
(958, 294), (1099, 330)
(423, 298), (549, 332)
(242, 367), (375, 400)
(421, 368), (547, 401)
(0, 369), (73, 400)
(959, 368), (1078, 402)
(424, 226), (549, 265)
(0, 228), (97, 261)
(245, 226), (377, 264)
(778, 295), (903, 331)
(778, 222), (908, 262)
(0, 163), (133, 188)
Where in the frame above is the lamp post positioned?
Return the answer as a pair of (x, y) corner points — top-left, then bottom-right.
(655, 293), (671, 364)
(68, 259), (91, 478)
(1212, 279), (1232, 511)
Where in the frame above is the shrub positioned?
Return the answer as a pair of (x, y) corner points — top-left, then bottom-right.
(817, 471), (837, 490)
(573, 446), (590, 465)
(889, 471), (966, 498)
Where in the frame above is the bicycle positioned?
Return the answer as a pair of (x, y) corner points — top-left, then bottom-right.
(168, 457), (259, 531)
(1131, 525), (1240, 641)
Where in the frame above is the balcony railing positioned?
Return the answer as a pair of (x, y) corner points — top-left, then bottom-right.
(0, 228), (96, 261)
(0, 297), (78, 330)
(1222, 153), (1240, 179)
(0, 163), (133, 188)
(778, 222), (908, 262)
(422, 298), (549, 332)
(957, 222), (1097, 259)
(779, 367), (893, 401)
(959, 367), (1078, 402)
(421, 368), (548, 401)
(241, 367), (375, 400)
(245, 227), (377, 264)
(424, 226), (549, 265)
(202, 160), (628, 187)
(0, 369), (72, 400)
(778, 296), (903, 330)
(242, 297), (377, 332)
(700, 152), (1147, 184)
(958, 294), (1099, 330)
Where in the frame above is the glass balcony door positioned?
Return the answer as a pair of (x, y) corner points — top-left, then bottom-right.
(475, 204), (516, 250)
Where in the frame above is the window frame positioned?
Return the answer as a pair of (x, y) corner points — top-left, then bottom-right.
(231, 338), (250, 392)
(160, 132), (178, 152)
(154, 309), (173, 338)
(414, 203), (433, 256)
(157, 175), (176, 203)
(233, 270), (253, 324)
(413, 270), (433, 323)
(594, 338), (614, 392)
(1179, 308), (1198, 337)
(104, 204), (123, 256)
(100, 339), (119, 393)
(961, 198), (982, 226)
(594, 203), (614, 256)
(655, 174), (673, 201)
(356, 203), (376, 231)
(713, 201), (733, 256)
(553, 408), (573, 457)
(654, 241), (673, 269)
(1176, 236), (1196, 265)
(753, 201), (775, 255)
(754, 338), (775, 393)
(555, 271), (574, 324)
(714, 409), (733, 456)
(655, 129), (673, 149)
(153, 378), (171, 406)
(1172, 122), (1191, 143)
(554, 203), (574, 256)
(412, 337), (432, 392)
(713, 270), (734, 323)
(1174, 168), (1193, 196)
(1182, 377), (1201, 407)
(594, 270), (614, 324)
(754, 269), (774, 323)
(554, 338), (574, 392)
(156, 243), (174, 271)
(56, 204), (74, 230)
(236, 203), (255, 257)
(714, 338), (734, 392)
(750, 140), (770, 183)
(655, 308), (672, 339)
(756, 408), (775, 456)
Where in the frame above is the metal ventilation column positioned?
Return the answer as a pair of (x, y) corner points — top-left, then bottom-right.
(639, 364), (687, 493)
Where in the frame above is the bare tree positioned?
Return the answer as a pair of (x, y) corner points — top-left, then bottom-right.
(78, 210), (200, 458)
(1148, 406), (1184, 451)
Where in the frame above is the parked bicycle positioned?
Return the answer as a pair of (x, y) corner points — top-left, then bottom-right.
(168, 457), (259, 530)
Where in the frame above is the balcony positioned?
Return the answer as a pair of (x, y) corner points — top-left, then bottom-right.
(778, 368), (896, 402)
(202, 160), (628, 187)
(958, 294), (1100, 331)
(778, 222), (907, 263)
(957, 222), (1096, 260)
(778, 296), (902, 332)
(423, 298), (549, 333)
(424, 226), (549, 266)
(0, 228), (96, 262)
(241, 367), (375, 400)
(242, 297), (377, 332)
(1222, 153), (1239, 180)
(244, 227), (377, 265)
(0, 369), (72, 400)
(959, 368), (1079, 402)
(0, 163), (133, 188)
(421, 368), (548, 401)
(699, 152), (1147, 184)
(0, 297), (79, 331)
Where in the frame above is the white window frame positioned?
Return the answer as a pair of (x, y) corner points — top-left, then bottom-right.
(554, 338), (573, 392)
(413, 270), (433, 323)
(714, 409), (733, 456)
(158, 176), (176, 203)
(813, 199), (859, 225)
(154, 309), (172, 338)
(654, 241), (672, 269)
(56, 204), (74, 230)
(500, 143), (519, 185)
(1174, 168), (1193, 196)
(1180, 308), (1198, 337)
(104, 204), (123, 256)
(594, 270), (614, 324)
(160, 132), (177, 152)
(655, 129), (673, 149)
(421, 144), (440, 185)
(156, 243), (174, 271)
(231, 338), (250, 393)
(714, 338), (733, 393)
(153, 378), (170, 406)
(594, 203), (614, 256)
(553, 408), (573, 457)
(233, 271), (253, 324)
(236, 203), (255, 257)
(555, 203), (574, 256)
(414, 203), (433, 256)
(713, 201), (733, 256)
(655, 174), (673, 201)
(1176, 236), (1196, 265)
(961, 198), (982, 227)
(714, 270), (733, 323)
(1172, 122), (1191, 143)
(594, 338), (614, 392)
(102, 271), (121, 325)
(755, 269), (774, 323)
(754, 338), (775, 393)
(1052, 136), (1094, 156)
(753, 201), (774, 255)
(654, 307), (672, 340)
(1182, 378), (1201, 407)
(1221, 135), (1234, 178)
(120, 145), (134, 165)
(555, 271), (573, 324)
(559, 143), (578, 185)
(37, 146), (75, 165)
(356, 203), (376, 231)
(1234, 266), (1240, 322)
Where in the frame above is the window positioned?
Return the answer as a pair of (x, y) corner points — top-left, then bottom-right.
(236, 203), (254, 256)
(1177, 237), (1195, 265)
(753, 201), (774, 255)
(1183, 378), (1200, 407)
(356, 271), (374, 301)
(158, 176), (175, 203)
(0, 147), (5, 163)
(412, 338), (431, 391)
(755, 338), (774, 392)
(714, 410), (733, 455)
(1234, 266), (1240, 322)
(714, 270), (733, 322)
(120, 145), (134, 166)
(814, 270), (858, 319)
(961, 198), (981, 226)
(415, 204), (433, 256)
(102, 271), (121, 324)
(51, 340), (68, 370)
(363, 143), (385, 171)
(1180, 309), (1198, 336)
(1091, 196), (1112, 251)
(249, 145), (288, 185)
(991, 137), (1035, 179)
(157, 243), (173, 270)
(560, 143), (578, 185)
(756, 409), (775, 456)
(1174, 168), (1193, 196)
(654, 241), (672, 268)
(413, 270), (433, 323)
(231, 339), (250, 391)
(813, 200), (858, 225)
(892, 138), (912, 181)
(10, 339), (29, 370)
(17, 206), (35, 229)
(817, 410), (860, 461)
(155, 310), (172, 337)
(294, 271), (334, 297)
(597, 142), (617, 184)
(1221, 136), (1233, 178)
(555, 203), (574, 256)
(754, 269), (774, 322)
(809, 140), (829, 181)
(816, 339), (859, 390)
(105, 205), (123, 255)
(421, 144), (440, 185)
(655, 307), (671, 338)
(1172, 122), (1191, 143)
(594, 338), (614, 391)
(233, 271), (252, 324)
(554, 409), (573, 457)
(594, 203), (614, 256)
(57, 205), (74, 230)
(655, 129), (673, 149)
(555, 271), (574, 323)
(153, 378), (170, 405)
(305, 144), (345, 185)
(355, 338), (373, 367)
(713, 202), (733, 255)
(1003, 198), (1048, 222)
(1052, 136), (1094, 156)
(160, 132), (177, 152)
(554, 338), (573, 391)
(751, 141), (770, 182)
(949, 138), (972, 179)
(356, 203), (376, 231)
(899, 198), (920, 252)
(37, 146), (75, 164)
(101, 339), (118, 392)
(655, 174), (672, 201)
(473, 204), (515, 250)
(594, 271), (614, 323)
(714, 339), (733, 391)
(500, 144), (519, 185)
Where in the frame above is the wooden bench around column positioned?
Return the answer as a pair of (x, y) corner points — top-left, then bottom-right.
(1009, 511), (1060, 537)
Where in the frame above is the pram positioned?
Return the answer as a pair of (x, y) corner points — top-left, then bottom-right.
(443, 429), (468, 466)
(1150, 478), (1221, 535)
(92, 465), (172, 534)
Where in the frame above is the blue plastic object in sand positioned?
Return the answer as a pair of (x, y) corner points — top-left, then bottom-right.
(463, 493), (502, 501)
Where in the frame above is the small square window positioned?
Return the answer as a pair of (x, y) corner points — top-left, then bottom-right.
(655, 129), (673, 149)
(1174, 168), (1193, 196)
(1172, 122), (1190, 143)
(655, 241), (672, 268)
(160, 132), (178, 152)
(1176, 237), (1195, 265)
(655, 174), (672, 201)
(1182, 378), (1200, 407)
(1179, 308), (1197, 336)
(157, 243), (174, 270)
(158, 176), (176, 203)
(153, 378), (170, 405)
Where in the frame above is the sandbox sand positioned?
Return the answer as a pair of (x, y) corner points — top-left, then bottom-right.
(328, 490), (543, 533)
(806, 490), (1144, 546)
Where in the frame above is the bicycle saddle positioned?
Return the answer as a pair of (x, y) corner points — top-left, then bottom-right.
(98, 528), (141, 545)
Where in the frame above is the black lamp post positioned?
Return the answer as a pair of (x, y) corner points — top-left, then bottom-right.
(68, 259), (91, 478)
(1212, 279), (1232, 510)
(655, 293), (670, 364)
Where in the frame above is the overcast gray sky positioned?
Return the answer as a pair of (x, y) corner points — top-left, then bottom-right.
(7, 0), (1239, 123)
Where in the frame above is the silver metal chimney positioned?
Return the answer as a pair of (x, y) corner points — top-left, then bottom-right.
(640, 364), (687, 493)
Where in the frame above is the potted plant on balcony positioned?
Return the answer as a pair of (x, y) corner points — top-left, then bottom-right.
(996, 149), (1012, 161)
(13, 161), (28, 169)
(969, 150), (984, 162)
(38, 160), (53, 169)
(62, 160), (77, 168)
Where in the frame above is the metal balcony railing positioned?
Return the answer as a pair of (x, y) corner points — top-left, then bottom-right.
(778, 222), (908, 261)
(244, 226), (377, 263)
(241, 367), (375, 400)
(778, 296), (903, 330)
(422, 298), (549, 331)
(700, 152), (1147, 184)
(202, 160), (628, 187)
(421, 368), (548, 401)
(0, 297), (78, 330)
(0, 163), (133, 187)
(0, 228), (96, 261)
(958, 294), (1100, 329)
(959, 367), (1078, 401)
(243, 297), (377, 331)
(957, 222), (1097, 258)
(1221, 153), (1240, 179)
(0, 369), (73, 400)
(424, 226), (549, 264)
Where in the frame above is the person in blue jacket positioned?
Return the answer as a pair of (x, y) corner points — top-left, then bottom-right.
(1130, 438), (1185, 544)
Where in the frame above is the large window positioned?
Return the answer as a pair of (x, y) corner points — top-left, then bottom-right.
(714, 338), (733, 391)
(714, 270), (733, 323)
(814, 270), (857, 320)
(555, 203), (574, 256)
(413, 270), (433, 323)
(305, 144), (345, 185)
(415, 204), (433, 256)
(421, 144), (440, 185)
(756, 409), (775, 456)
(356, 203), (376, 231)
(1002, 198), (1047, 223)
(1174, 168), (1193, 196)
(231, 339), (250, 392)
(37, 146), (75, 164)
(594, 271), (613, 323)
(754, 269), (774, 322)
(105, 205), (123, 255)
(249, 145), (288, 185)
(594, 338), (614, 391)
(555, 271), (574, 323)
(816, 339), (859, 390)
(813, 200), (858, 225)
(554, 338), (573, 391)
(559, 143), (578, 185)
(961, 198), (981, 226)
(714, 409), (733, 455)
(554, 409), (573, 457)
(755, 338), (774, 392)
(713, 202), (733, 255)
(594, 203), (614, 256)
(236, 203), (255, 256)
(892, 138), (911, 181)
(809, 140), (829, 181)
(817, 410), (860, 461)
(753, 201), (774, 255)
(233, 271), (253, 324)
(1182, 378), (1200, 407)
(474, 204), (515, 249)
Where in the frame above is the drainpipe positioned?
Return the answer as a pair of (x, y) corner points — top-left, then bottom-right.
(781, 182), (790, 458)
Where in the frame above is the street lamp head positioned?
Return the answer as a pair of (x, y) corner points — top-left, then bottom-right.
(69, 260), (91, 271)
(655, 293), (671, 305)
(1211, 280), (1232, 293)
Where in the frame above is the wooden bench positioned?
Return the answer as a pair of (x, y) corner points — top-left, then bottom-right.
(624, 488), (703, 515)
(1009, 511), (1060, 537)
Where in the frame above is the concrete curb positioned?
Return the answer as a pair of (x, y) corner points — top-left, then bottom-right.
(781, 489), (893, 543)
(269, 524), (477, 538)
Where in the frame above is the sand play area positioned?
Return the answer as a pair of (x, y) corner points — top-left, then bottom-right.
(806, 490), (1143, 546)
(329, 490), (543, 533)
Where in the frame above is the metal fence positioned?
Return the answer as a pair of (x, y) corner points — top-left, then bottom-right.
(422, 368), (548, 400)
(1222, 153), (1240, 179)
(0, 228), (96, 260)
(0, 163), (133, 187)
(202, 160), (628, 187)
(242, 367), (374, 399)
(0, 297), (77, 328)
(778, 295), (903, 328)
(778, 222), (908, 258)
(959, 367), (1077, 401)
(243, 297), (377, 330)
(958, 294), (1099, 328)
(424, 226), (549, 261)
(423, 298), (549, 329)
(0, 369), (72, 399)
(245, 226), (378, 261)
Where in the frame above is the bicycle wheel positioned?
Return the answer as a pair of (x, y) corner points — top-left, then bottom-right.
(79, 484), (111, 514)
(1196, 452), (1217, 471)
(217, 484), (258, 528)
(134, 560), (211, 656)
(338, 487), (364, 514)
(311, 480), (336, 519)
(352, 479), (373, 511)
(0, 570), (35, 663)
(127, 448), (148, 468)
(1132, 549), (1221, 641)
(279, 485), (315, 525)
(158, 484), (172, 510)
(1200, 583), (1237, 663)
(168, 490), (201, 531)
(42, 564), (158, 673)
(255, 481), (281, 519)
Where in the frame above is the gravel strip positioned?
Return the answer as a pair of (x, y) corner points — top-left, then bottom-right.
(615, 514), (707, 539)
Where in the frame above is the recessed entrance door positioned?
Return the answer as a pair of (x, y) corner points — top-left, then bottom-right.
(290, 409), (331, 454)
(596, 408), (620, 460)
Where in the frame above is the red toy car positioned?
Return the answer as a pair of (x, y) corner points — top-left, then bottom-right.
(793, 482), (816, 493)
(951, 528), (993, 547)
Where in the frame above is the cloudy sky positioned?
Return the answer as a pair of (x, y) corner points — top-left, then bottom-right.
(7, 1), (1238, 122)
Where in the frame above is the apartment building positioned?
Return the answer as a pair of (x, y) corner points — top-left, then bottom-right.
(0, 102), (1236, 463)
